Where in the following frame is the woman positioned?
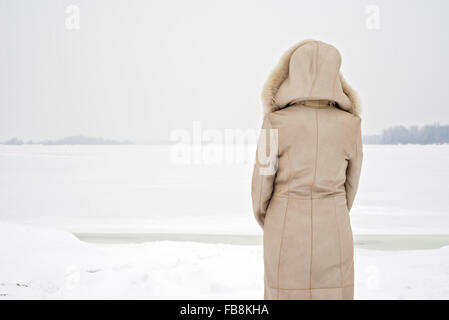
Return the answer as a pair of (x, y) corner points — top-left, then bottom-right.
(252, 40), (363, 300)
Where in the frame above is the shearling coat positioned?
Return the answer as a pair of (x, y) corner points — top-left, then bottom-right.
(252, 40), (363, 300)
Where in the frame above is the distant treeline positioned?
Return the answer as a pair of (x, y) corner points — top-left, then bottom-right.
(1, 135), (133, 145)
(364, 123), (449, 144)
(2, 124), (449, 145)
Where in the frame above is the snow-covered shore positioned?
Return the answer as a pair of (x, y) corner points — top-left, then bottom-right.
(1, 222), (449, 300)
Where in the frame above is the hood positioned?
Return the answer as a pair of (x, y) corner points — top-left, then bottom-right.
(261, 40), (361, 116)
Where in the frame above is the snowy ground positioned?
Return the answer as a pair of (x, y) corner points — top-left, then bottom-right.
(1, 222), (449, 300)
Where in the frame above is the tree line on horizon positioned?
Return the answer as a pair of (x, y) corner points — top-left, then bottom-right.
(1, 135), (133, 145)
(363, 123), (449, 144)
(2, 123), (449, 145)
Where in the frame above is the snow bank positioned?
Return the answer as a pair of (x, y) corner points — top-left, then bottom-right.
(1, 222), (449, 299)
(0, 222), (262, 299)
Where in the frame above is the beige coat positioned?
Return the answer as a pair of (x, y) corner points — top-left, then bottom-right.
(252, 40), (363, 300)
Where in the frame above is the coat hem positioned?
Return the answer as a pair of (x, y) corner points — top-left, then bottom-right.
(264, 285), (354, 300)
(266, 284), (354, 290)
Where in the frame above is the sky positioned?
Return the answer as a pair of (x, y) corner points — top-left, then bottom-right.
(1, 0), (448, 141)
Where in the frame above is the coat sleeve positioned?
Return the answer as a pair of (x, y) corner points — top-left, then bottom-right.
(345, 117), (363, 212)
(251, 115), (278, 228)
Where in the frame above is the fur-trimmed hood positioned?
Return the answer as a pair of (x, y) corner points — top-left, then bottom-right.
(261, 40), (361, 116)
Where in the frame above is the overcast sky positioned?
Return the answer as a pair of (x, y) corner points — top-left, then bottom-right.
(1, 0), (448, 141)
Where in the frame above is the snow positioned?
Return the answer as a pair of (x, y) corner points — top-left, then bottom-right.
(0, 222), (261, 299)
(1, 222), (449, 300)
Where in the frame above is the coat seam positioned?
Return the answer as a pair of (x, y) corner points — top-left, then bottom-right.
(276, 197), (289, 299)
(308, 41), (319, 97)
(309, 109), (319, 293)
(276, 146), (291, 299)
(333, 196), (344, 288)
(271, 194), (346, 200)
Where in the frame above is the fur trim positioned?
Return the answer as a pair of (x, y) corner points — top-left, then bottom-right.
(339, 73), (362, 117)
(261, 40), (361, 117)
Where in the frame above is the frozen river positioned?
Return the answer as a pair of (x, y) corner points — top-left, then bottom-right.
(1, 144), (448, 237)
(73, 233), (449, 251)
